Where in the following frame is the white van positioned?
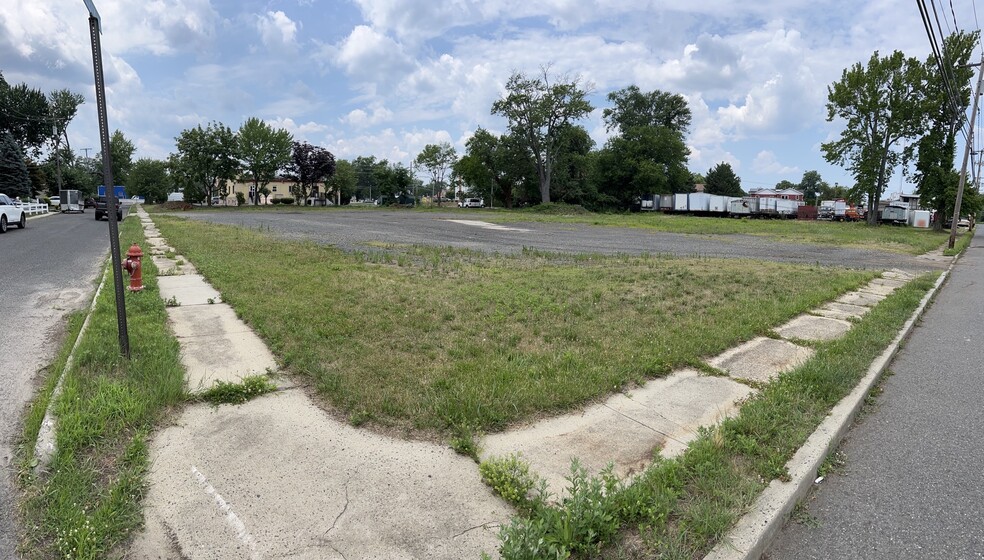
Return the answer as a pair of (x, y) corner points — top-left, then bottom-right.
(460, 198), (484, 208)
(167, 192), (184, 202)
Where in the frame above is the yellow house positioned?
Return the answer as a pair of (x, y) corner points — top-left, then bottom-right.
(222, 177), (298, 204)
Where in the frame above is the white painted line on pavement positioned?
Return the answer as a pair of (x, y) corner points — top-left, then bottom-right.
(191, 465), (260, 559)
(445, 219), (530, 232)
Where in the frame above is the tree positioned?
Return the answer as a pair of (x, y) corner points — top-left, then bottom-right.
(98, 129), (136, 187)
(325, 159), (357, 205)
(48, 89), (84, 151)
(128, 159), (170, 203)
(797, 170), (829, 205)
(704, 162), (744, 196)
(823, 51), (926, 224)
(491, 67), (593, 203)
(237, 117), (292, 205)
(415, 142), (457, 206)
(603, 85), (692, 135)
(285, 141), (335, 203)
(594, 126), (691, 208)
(174, 122), (239, 205)
(908, 31), (978, 230)
(0, 72), (50, 156)
(0, 130), (30, 198)
(456, 128), (535, 208)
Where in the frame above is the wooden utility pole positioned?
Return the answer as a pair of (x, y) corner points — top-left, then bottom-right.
(950, 57), (984, 249)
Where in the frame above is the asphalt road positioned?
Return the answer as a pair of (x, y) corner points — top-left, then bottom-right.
(765, 228), (984, 559)
(0, 210), (119, 558)
(177, 209), (949, 273)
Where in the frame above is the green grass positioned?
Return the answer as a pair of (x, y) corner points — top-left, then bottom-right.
(481, 272), (937, 559)
(19, 218), (186, 559)
(943, 228), (974, 256)
(153, 216), (874, 437)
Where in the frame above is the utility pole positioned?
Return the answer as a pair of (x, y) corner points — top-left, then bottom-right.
(950, 57), (984, 249)
(81, 147), (92, 159)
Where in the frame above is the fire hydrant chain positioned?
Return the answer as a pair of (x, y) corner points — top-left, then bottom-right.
(122, 243), (144, 292)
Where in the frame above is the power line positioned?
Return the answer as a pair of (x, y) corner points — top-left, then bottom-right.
(919, 0), (972, 140)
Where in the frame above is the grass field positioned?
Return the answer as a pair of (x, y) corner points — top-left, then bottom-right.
(153, 216), (875, 438)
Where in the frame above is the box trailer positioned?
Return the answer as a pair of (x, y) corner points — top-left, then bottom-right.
(729, 197), (757, 216)
(708, 195), (730, 213)
(639, 195), (656, 211)
(688, 192), (711, 212)
(775, 198), (801, 218)
(659, 194), (674, 211)
(880, 204), (909, 224)
(58, 189), (82, 213)
(910, 209), (931, 228)
(673, 193), (689, 212)
(97, 185), (127, 199)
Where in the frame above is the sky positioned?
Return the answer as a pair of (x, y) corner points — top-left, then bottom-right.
(2, 0), (982, 193)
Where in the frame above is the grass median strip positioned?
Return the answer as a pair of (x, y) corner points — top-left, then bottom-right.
(478, 272), (937, 559)
(18, 218), (186, 560)
(154, 216), (874, 439)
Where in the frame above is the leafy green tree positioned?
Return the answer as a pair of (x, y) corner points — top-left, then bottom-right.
(174, 122), (239, 205)
(549, 125), (596, 206)
(354, 155), (382, 201)
(704, 162), (744, 196)
(0, 72), (50, 156)
(415, 142), (457, 205)
(797, 170), (829, 205)
(775, 179), (798, 190)
(823, 50), (926, 224)
(128, 158), (170, 203)
(594, 126), (690, 208)
(595, 85), (692, 209)
(603, 85), (691, 135)
(285, 141), (335, 203)
(0, 130), (30, 198)
(907, 31), (978, 230)
(817, 182), (855, 203)
(98, 129), (136, 187)
(325, 159), (358, 205)
(237, 117), (292, 205)
(456, 128), (535, 208)
(491, 68), (593, 203)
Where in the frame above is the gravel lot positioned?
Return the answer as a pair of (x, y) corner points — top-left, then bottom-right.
(173, 209), (949, 273)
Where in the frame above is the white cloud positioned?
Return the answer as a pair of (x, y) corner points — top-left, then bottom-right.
(255, 11), (299, 51)
(753, 150), (798, 175)
(334, 25), (415, 92)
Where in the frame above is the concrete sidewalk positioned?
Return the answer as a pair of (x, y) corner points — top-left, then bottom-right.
(126, 208), (931, 559)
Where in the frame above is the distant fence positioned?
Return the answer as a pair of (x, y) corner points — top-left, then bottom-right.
(18, 202), (49, 215)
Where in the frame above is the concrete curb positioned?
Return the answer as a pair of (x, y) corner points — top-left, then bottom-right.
(704, 258), (957, 560)
(32, 260), (110, 472)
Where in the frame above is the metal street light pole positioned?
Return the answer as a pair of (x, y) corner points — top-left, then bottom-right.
(84, 0), (129, 357)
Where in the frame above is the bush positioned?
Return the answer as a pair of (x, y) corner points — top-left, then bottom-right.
(270, 198), (282, 205)
(525, 202), (591, 215)
(280, 197), (295, 205)
(235, 192), (246, 206)
(480, 454), (541, 511)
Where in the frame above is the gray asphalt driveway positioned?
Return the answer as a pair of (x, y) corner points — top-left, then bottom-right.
(174, 209), (948, 273)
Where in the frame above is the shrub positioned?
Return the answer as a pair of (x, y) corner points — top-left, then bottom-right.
(281, 197), (295, 205)
(271, 198), (282, 205)
(235, 192), (246, 206)
(480, 454), (541, 511)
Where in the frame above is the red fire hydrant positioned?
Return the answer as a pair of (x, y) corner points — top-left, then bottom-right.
(123, 243), (144, 292)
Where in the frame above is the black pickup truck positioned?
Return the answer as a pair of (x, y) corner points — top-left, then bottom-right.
(93, 196), (123, 221)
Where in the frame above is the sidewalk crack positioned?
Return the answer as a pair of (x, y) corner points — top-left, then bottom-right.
(325, 476), (352, 536)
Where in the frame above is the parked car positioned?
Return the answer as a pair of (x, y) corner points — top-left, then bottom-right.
(49, 196), (60, 208)
(93, 196), (123, 221)
(84, 197), (97, 209)
(460, 197), (484, 208)
(0, 193), (27, 233)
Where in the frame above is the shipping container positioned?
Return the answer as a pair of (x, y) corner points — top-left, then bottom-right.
(880, 204), (908, 224)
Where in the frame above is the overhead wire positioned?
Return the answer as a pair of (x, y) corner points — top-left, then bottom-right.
(920, 0), (972, 141)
